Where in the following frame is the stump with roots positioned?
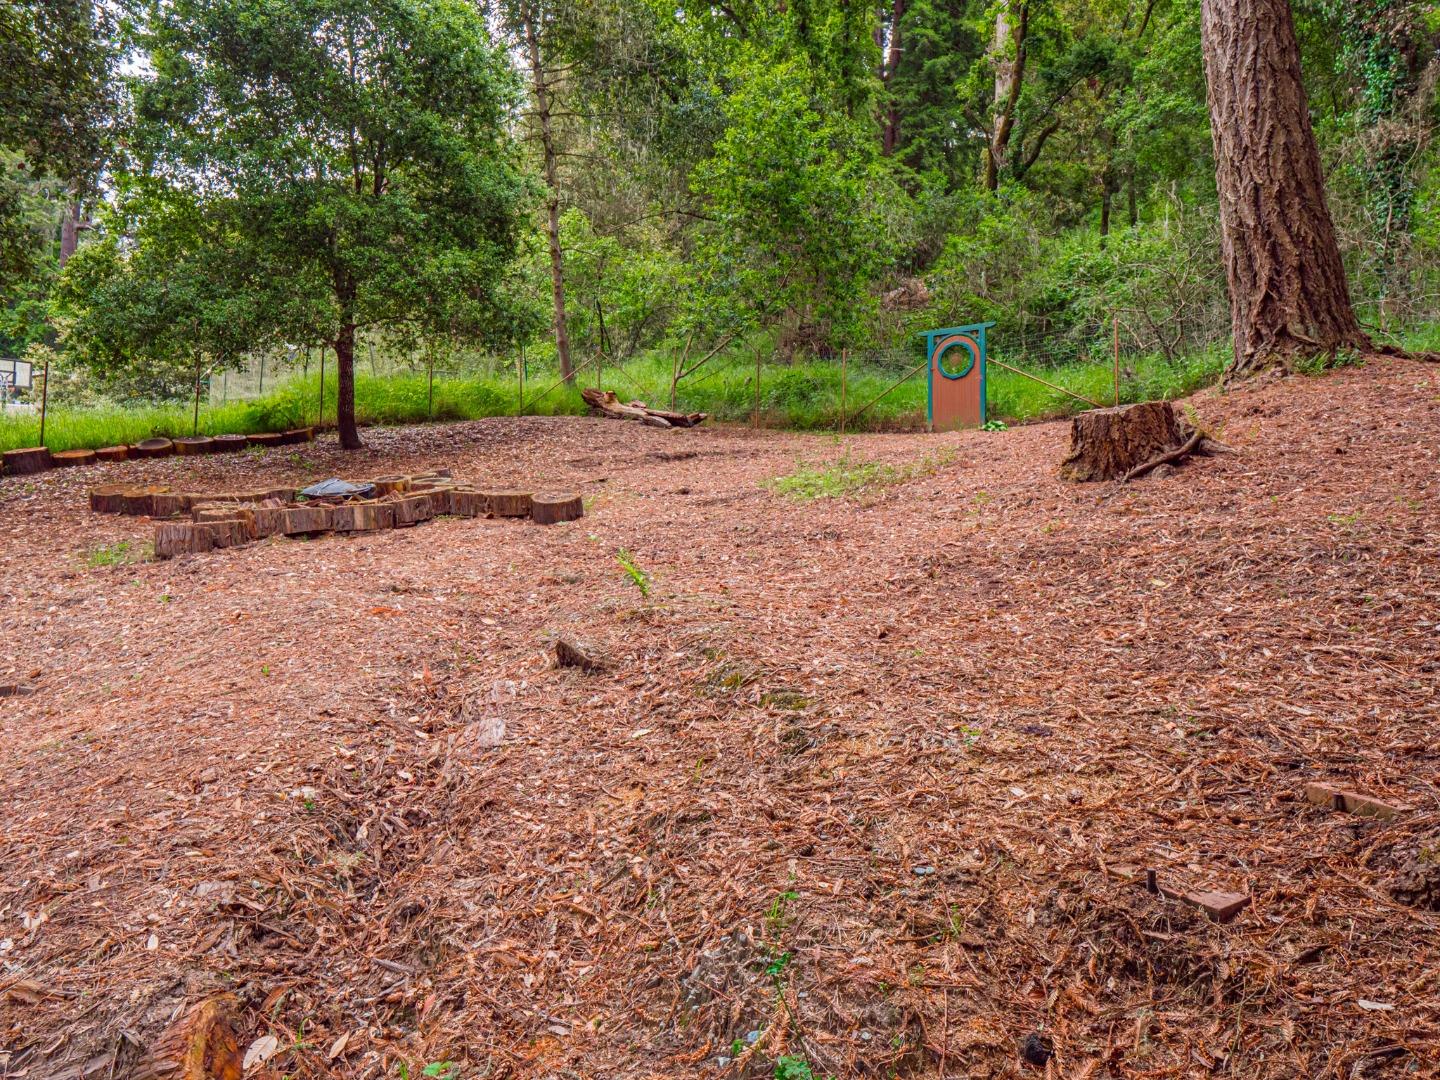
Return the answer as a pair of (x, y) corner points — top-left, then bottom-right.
(1060, 401), (1198, 483)
(129, 994), (243, 1080)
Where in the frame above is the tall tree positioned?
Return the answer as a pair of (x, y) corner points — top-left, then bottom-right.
(102, 0), (531, 449)
(1200, 0), (1370, 376)
(984, 0), (1029, 191)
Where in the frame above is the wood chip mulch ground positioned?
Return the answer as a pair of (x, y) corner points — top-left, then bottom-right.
(2, 357), (1439, 1079)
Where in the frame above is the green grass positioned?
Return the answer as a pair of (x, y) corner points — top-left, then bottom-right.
(767, 447), (955, 500)
(0, 339), (1230, 454)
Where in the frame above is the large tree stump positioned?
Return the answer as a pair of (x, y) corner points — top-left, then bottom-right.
(3, 447), (52, 475)
(52, 448), (97, 468)
(531, 493), (583, 525)
(132, 438), (175, 459)
(1059, 402), (1182, 482)
(128, 994), (243, 1080)
(95, 445), (130, 462)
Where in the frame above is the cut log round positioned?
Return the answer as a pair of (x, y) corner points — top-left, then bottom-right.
(391, 493), (434, 526)
(3, 447), (52, 475)
(1059, 401), (1181, 483)
(251, 505), (288, 538)
(95, 445), (130, 463)
(132, 438), (175, 459)
(89, 484), (130, 513)
(128, 994), (242, 1080)
(280, 427), (315, 445)
(261, 485), (296, 502)
(52, 448), (97, 468)
(149, 491), (193, 518)
(332, 500), (392, 531)
(531, 492), (583, 525)
(211, 434), (248, 453)
(154, 522), (216, 559)
(173, 436), (215, 456)
(247, 432), (285, 448)
(482, 490), (532, 518)
(447, 488), (486, 517)
(282, 505), (333, 534)
(372, 474), (411, 496)
(121, 485), (169, 516)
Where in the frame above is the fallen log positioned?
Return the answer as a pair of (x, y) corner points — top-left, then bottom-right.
(581, 387), (707, 428)
(3, 447), (52, 475)
(531, 492), (583, 525)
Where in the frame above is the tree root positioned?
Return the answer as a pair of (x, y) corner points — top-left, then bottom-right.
(1121, 430), (1206, 483)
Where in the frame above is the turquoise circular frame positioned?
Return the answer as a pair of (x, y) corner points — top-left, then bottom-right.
(934, 334), (980, 380)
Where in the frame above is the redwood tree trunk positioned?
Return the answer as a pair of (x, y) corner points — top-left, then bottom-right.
(1200, 0), (1369, 378)
(985, 1), (1028, 191)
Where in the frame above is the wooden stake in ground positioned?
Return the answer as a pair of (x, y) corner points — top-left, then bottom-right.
(1059, 402), (1182, 482)
(531, 492), (583, 525)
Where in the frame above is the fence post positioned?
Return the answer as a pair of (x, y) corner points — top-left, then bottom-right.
(517, 344), (526, 414)
(38, 351), (50, 447)
(1113, 314), (1120, 407)
(259, 353), (265, 396)
(753, 343), (761, 429)
(318, 346), (325, 428)
(192, 359), (202, 436)
(840, 348), (847, 436)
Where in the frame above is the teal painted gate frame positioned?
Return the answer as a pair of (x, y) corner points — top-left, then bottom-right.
(920, 321), (995, 428)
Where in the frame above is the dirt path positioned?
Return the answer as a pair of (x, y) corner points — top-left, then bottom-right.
(3, 361), (1439, 1079)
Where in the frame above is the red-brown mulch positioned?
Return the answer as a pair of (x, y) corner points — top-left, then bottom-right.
(2, 359), (1439, 1079)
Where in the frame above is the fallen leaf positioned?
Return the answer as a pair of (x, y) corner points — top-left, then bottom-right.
(1357, 999), (1395, 1012)
(243, 1033), (280, 1071)
(326, 1031), (352, 1061)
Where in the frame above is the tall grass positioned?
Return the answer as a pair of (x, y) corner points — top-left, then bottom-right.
(0, 343), (1229, 454)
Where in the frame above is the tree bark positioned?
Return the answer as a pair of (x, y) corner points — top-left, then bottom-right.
(1200, 0), (1369, 378)
(523, 4), (574, 385)
(985, 1), (1029, 191)
(58, 200), (81, 266)
(335, 308), (362, 450)
(879, 0), (906, 156)
(1059, 401), (1182, 482)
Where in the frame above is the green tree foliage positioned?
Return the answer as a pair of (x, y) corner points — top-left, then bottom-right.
(62, 0), (533, 447)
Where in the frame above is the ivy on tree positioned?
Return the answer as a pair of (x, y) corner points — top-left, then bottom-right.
(80, 0), (532, 449)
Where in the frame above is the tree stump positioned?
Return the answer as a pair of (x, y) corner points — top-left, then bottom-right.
(483, 490), (532, 517)
(1059, 401), (1182, 482)
(121, 486), (169, 516)
(247, 432), (285, 448)
(155, 522), (215, 559)
(391, 493), (434, 526)
(3, 447), (52, 475)
(211, 434), (248, 453)
(95, 445), (130, 462)
(174, 436), (215, 456)
(282, 505), (333, 534)
(128, 994), (243, 1080)
(132, 438), (175, 459)
(52, 448), (97, 468)
(447, 489), (486, 517)
(373, 474), (411, 496)
(332, 500), (392, 531)
(89, 484), (130, 513)
(150, 491), (193, 518)
(531, 493), (583, 525)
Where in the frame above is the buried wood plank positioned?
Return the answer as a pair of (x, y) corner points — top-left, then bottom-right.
(1105, 863), (1250, 923)
(1303, 782), (1411, 820)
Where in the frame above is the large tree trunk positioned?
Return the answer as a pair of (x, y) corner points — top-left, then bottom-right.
(1200, 0), (1369, 378)
(879, 0), (906, 156)
(335, 318), (361, 450)
(58, 200), (81, 266)
(523, 5), (574, 385)
(984, 1), (1028, 191)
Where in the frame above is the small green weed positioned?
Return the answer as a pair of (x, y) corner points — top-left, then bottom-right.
(615, 548), (652, 597)
(981, 419), (1008, 432)
(86, 540), (145, 567)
